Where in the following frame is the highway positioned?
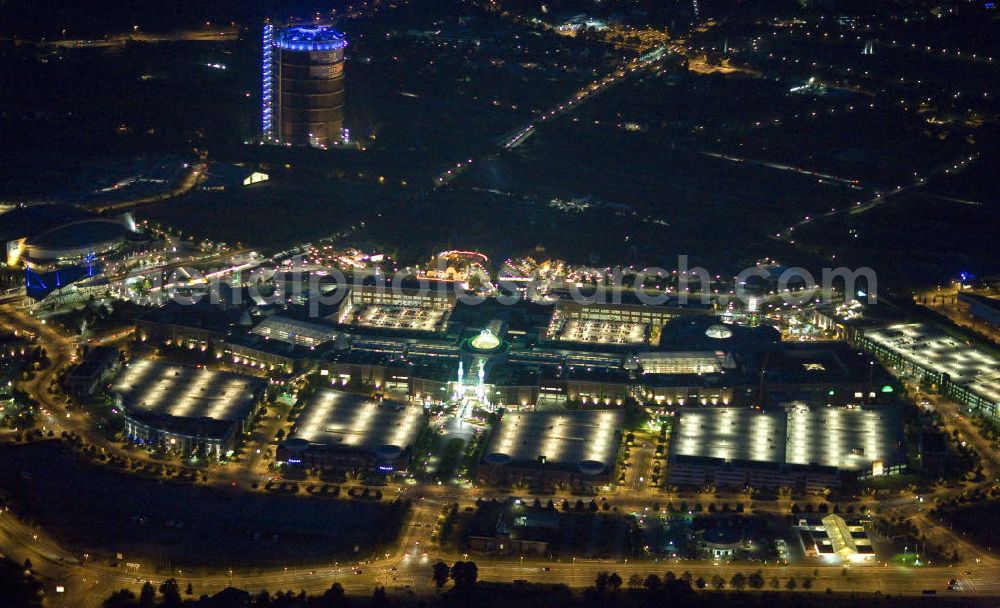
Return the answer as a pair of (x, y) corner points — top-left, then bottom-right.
(4, 500), (1000, 608)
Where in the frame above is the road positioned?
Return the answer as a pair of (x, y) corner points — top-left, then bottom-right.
(772, 152), (979, 246)
(91, 162), (206, 213)
(4, 500), (999, 608)
(433, 42), (681, 188)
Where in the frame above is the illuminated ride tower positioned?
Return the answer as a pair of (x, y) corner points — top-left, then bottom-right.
(262, 24), (347, 148)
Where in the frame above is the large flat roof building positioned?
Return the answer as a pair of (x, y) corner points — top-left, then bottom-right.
(668, 406), (905, 490)
(250, 315), (340, 349)
(479, 409), (623, 489)
(113, 359), (266, 457)
(278, 390), (425, 473)
(859, 323), (1000, 417)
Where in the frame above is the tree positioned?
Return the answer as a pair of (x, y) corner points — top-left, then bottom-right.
(138, 581), (156, 608)
(627, 573), (643, 589)
(102, 589), (136, 608)
(785, 577), (797, 591)
(0, 557), (43, 608)
(185, 582), (194, 596)
(320, 583), (345, 607)
(748, 571), (765, 589)
(159, 579), (181, 608)
(802, 577), (813, 590)
(608, 572), (623, 592)
(595, 572), (610, 594)
(664, 570), (676, 582)
(695, 577), (707, 589)
(730, 573), (746, 590)
(432, 561), (450, 588)
(371, 587), (390, 608)
(450, 560), (478, 588)
(681, 571), (693, 584)
(711, 575), (725, 589)
(643, 574), (662, 593)
(769, 577), (780, 590)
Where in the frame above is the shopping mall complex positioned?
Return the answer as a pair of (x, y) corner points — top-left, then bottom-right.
(118, 280), (913, 487)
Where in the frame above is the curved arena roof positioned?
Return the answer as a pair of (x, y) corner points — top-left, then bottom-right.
(26, 218), (130, 261)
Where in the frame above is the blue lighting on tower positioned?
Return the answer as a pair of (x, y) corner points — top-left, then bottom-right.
(262, 23), (346, 145)
(262, 24), (274, 140)
(274, 26), (347, 52)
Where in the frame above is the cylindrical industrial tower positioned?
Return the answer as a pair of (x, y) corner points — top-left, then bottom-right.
(262, 25), (346, 148)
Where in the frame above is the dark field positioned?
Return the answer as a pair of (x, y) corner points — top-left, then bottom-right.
(0, 442), (408, 570)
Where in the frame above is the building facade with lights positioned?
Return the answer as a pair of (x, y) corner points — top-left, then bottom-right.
(263, 24), (347, 147)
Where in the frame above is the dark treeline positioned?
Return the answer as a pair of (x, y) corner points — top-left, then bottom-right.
(1, 555), (987, 608)
(86, 561), (988, 608)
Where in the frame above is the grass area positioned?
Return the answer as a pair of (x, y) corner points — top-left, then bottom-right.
(891, 552), (927, 567)
(933, 500), (1000, 554)
(0, 441), (410, 570)
(435, 437), (466, 483)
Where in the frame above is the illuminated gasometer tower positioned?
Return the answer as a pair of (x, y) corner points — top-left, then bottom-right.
(262, 24), (347, 148)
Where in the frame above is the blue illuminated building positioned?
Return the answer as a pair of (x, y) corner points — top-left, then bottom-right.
(262, 24), (347, 147)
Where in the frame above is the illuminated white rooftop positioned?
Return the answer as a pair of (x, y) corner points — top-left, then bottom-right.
(553, 318), (648, 345)
(705, 324), (733, 339)
(485, 409), (623, 469)
(344, 304), (450, 333)
(866, 323), (1000, 407)
(113, 359), (265, 422)
(250, 315), (338, 348)
(671, 406), (902, 471)
(673, 408), (785, 463)
(639, 351), (723, 375)
(290, 390), (424, 452)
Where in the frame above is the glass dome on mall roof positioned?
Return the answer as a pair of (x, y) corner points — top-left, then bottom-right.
(470, 329), (501, 352)
(705, 324), (734, 340)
